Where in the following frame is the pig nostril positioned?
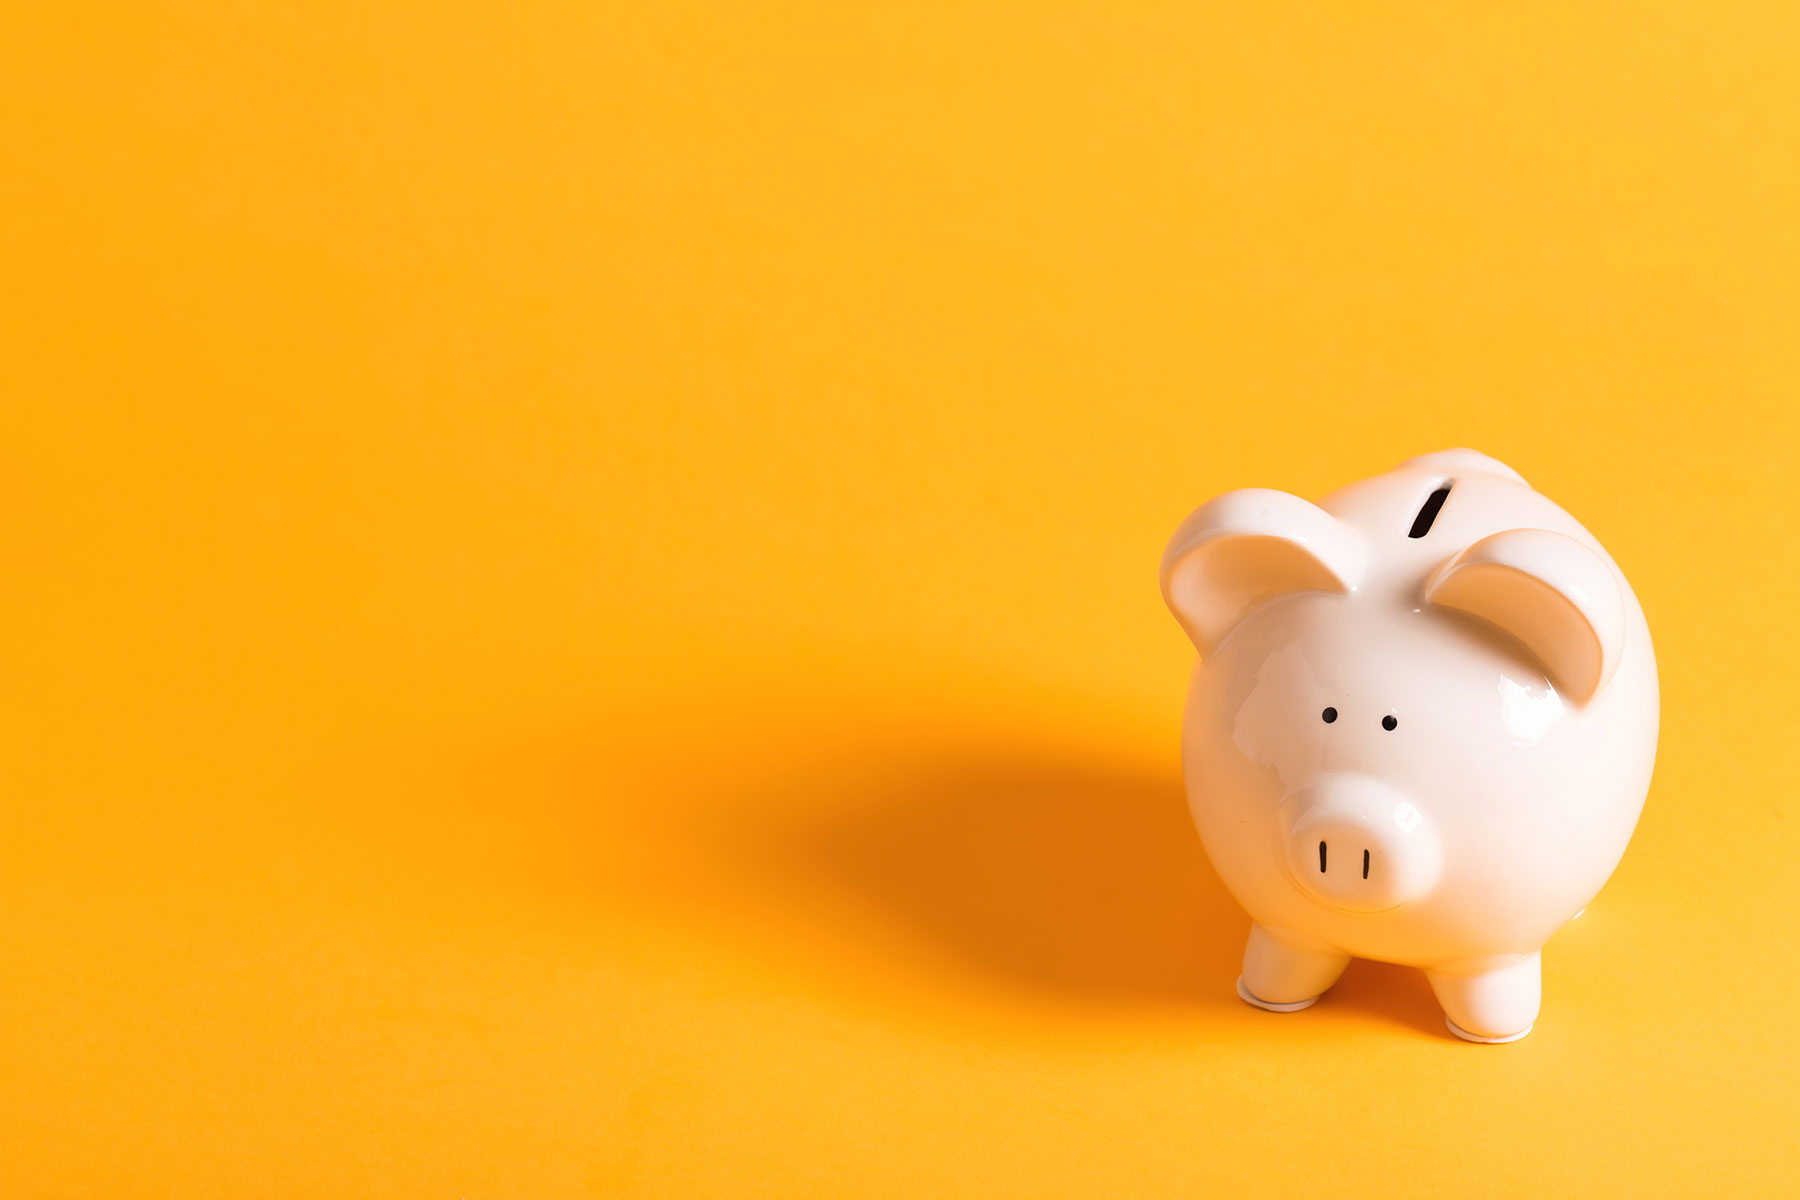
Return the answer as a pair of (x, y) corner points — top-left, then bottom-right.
(1319, 841), (1327, 873)
(1363, 849), (1370, 879)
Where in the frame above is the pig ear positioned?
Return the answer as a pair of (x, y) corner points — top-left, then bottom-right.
(1160, 489), (1366, 656)
(1425, 529), (1626, 704)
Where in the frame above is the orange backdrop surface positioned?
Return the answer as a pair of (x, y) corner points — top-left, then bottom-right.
(3, 1), (1799, 1195)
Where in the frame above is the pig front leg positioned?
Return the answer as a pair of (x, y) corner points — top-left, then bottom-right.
(1237, 923), (1350, 1012)
(1426, 952), (1541, 1043)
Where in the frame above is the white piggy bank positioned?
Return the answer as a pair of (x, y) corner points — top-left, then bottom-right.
(1159, 449), (1658, 1042)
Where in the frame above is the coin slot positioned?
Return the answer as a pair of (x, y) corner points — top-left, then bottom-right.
(1408, 483), (1452, 538)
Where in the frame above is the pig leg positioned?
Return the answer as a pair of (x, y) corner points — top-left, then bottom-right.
(1237, 923), (1350, 1012)
(1425, 952), (1541, 1043)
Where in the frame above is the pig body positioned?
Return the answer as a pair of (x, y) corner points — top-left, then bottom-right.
(1160, 450), (1658, 1042)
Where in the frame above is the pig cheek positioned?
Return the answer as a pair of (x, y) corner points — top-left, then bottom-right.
(1221, 637), (1332, 797)
(1182, 629), (1329, 903)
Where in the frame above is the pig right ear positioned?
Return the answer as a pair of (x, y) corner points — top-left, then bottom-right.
(1424, 529), (1626, 704)
(1160, 489), (1366, 656)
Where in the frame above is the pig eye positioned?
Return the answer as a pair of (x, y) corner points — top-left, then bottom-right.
(1321, 707), (1338, 723)
(1382, 715), (1398, 731)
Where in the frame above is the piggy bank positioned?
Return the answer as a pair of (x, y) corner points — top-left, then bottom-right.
(1159, 449), (1658, 1042)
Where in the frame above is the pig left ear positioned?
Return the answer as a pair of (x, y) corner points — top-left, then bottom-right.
(1425, 529), (1627, 704)
(1160, 489), (1367, 657)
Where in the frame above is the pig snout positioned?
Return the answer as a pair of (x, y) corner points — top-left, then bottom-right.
(1278, 775), (1442, 913)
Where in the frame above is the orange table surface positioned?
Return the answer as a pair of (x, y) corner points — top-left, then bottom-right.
(3, 2), (1798, 1195)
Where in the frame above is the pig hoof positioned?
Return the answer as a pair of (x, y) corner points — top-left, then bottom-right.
(1236, 976), (1317, 1012)
(1445, 1017), (1532, 1044)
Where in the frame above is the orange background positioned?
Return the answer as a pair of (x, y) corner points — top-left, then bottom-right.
(4, 1), (1799, 1195)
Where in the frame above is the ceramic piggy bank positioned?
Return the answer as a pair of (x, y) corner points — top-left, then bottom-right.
(1159, 449), (1658, 1042)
